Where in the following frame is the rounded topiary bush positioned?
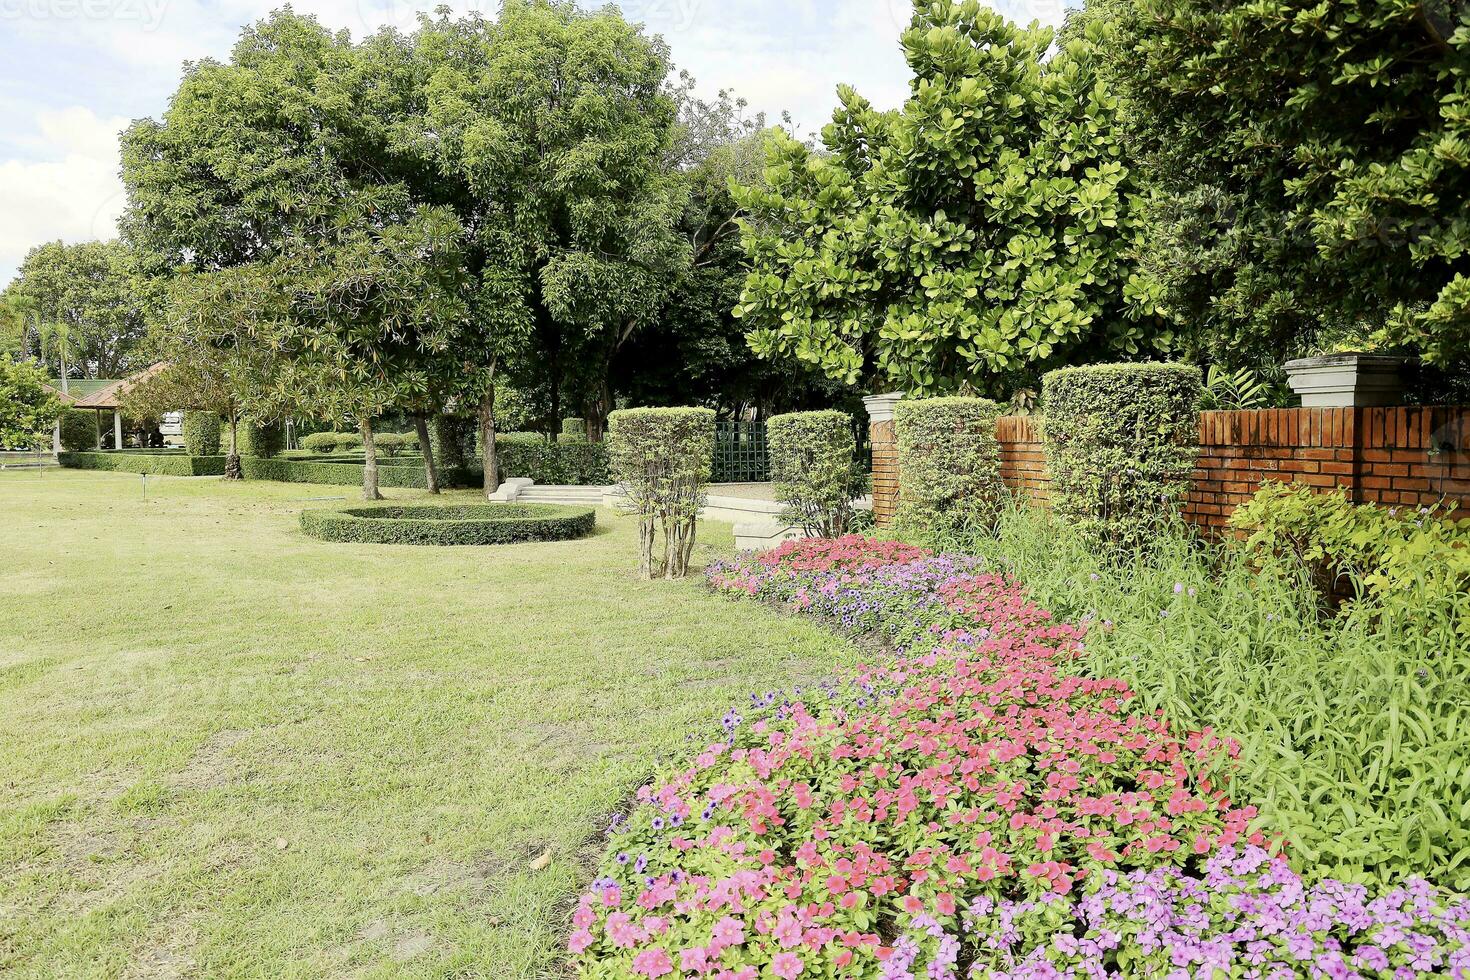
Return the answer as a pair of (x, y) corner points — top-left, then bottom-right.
(894, 396), (1003, 545)
(182, 411), (221, 456)
(299, 502), (596, 545)
(300, 431), (340, 454)
(1042, 362), (1202, 550)
(58, 408), (98, 451)
(767, 409), (862, 537)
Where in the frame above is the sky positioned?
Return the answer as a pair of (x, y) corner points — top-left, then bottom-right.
(0, 0), (1070, 289)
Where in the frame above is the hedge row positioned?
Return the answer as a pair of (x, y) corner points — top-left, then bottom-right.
(496, 439), (609, 484)
(240, 457), (479, 489)
(300, 503), (596, 545)
(57, 452), (227, 476)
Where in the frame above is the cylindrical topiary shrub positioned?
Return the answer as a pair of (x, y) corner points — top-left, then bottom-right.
(182, 411), (221, 456)
(1041, 362), (1202, 550)
(58, 408), (99, 451)
(560, 417), (588, 443)
(893, 396), (1004, 546)
(235, 419), (284, 458)
(431, 415), (472, 470)
(767, 410), (862, 538)
(607, 407), (716, 580)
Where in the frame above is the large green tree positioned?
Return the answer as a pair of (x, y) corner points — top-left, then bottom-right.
(1086, 0), (1470, 371)
(2, 240), (154, 382)
(733, 1), (1168, 396)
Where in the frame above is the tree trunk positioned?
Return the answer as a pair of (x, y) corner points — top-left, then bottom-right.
(414, 413), (440, 494)
(224, 413), (242, 480)
(587, 371), (613, 443)
(360, 418), (382, 500)
(480, 375), (500, 498)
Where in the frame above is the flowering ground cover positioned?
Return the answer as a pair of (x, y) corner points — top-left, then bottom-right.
(569, 537), (1470, 978)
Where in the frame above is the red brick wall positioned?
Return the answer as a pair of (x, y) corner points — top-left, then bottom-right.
(871, 406), (1470, 529)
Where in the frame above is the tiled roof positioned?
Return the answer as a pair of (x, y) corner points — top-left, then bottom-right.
(73, 363), (171, 409)
(47, 378), (118, 403)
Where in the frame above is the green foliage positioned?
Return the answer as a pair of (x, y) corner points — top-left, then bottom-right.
(59, 452), (226, 476)
(299, 503), (595, 546)
(766, 410), (863, 538)
(1230, 481), (1470, 647)
(1086, 0), (1470, 370)
(58, 408), (99, 451)
(300, 431), (342, 454)
(235, 420), (283, 459)
(941, 500), (1470, 887)
(0, 357), (63, 450)
(238, 457), (473, 490)
(496, 439), (610, 486)
(559, 418), (587, 443)
(374, 432), (408, 457)
(1041, 362), (1201, 550)
(1200, 365), (1277, 412)
(607, 407), (716, 579)
(893, 397), (1004, 544)
(733, 2), (1169, 395)
(182, 411), (221, 456)
(430, 415), (472, 470)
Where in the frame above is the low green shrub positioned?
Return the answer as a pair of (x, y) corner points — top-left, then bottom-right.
(182, 411), (221, 456)
(300, 431), (341, 454)
(299, 502), (595, 545)
(893, 396), (1003, 544)
(241, 457), (473, 489)
(232, 420), (284, 458)
(58, 451), (226, 476)
(766, 409), (864, 537)
(1041, 362), (1202, 550)
(375, 432), (414, 457)
(607, 407), (715, 579)
(58, 408), (99, 451)
(1230, 481), (1470, 646)
(927, 498), (1470, 887)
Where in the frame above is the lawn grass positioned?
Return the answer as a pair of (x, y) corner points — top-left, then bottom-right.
(0, 470), (853, 978)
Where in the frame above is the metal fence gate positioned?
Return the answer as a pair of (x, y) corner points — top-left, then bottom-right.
(712, 421), (769, 483)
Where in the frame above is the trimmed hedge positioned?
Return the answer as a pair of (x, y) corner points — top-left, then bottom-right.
(241, 456), (475, 489)
(608, 407), (715, 579)
(234, 420), (284, 458)
(299, 502), (595, 545)
(496, 438), (609, 484)
(1042, 362), (1202, 550)
(182, 411), (221, 456)
(894, 396), (1004, 544)
(766, 409), (862, 538)
(58, 451), (226, 476)
(59, 408), (98, 451)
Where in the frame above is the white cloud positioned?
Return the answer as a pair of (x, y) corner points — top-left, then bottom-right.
(0, 107), (128, 285)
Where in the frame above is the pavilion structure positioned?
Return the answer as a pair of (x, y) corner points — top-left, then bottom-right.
(67, 363), (170, 450)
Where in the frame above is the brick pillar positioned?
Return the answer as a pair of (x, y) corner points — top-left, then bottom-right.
(863, 392), (904, 526)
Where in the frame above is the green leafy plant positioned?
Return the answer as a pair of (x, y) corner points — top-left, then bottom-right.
(57, 407), (98, 452)
(1201, 365), (1272, 411)
(1230, 481), (1470, 647)
(559, 418), (588, 443)
(894, 396), (1005, 545)
(300, 431), (341, 454)
(607, 407), (715, 579)
(182, 411), (222, 456)
(59, 451), (226, 476)
(766, 410), (863, 538)
(234, 419), (283, 458)
(1041, 362), (1201, 550)
(0, 358), (63, 450)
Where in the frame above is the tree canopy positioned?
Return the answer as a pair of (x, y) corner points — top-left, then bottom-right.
(0, 357), (63, 450)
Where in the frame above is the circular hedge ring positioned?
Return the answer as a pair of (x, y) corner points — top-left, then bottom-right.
(300, 502), (596, 545)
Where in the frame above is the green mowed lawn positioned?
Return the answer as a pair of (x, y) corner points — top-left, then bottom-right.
(0, 470), (851, 978)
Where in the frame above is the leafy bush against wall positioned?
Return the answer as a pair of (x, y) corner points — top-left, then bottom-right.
(58, 408), (99, 451)
(1231, 481), (1470, 648)
(893, 396), (1003, 545)
(607, 407), (715, 579)
(300, 503), (595, 545)
(182, 411), (222, 456)
(1042, 363), (1201, 550)
(766, 410), (862, 537)
(59, 451), (226, 476)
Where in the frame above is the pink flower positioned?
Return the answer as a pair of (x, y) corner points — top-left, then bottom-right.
(632, 947), (673, 978)
(772, 951), (804, 978)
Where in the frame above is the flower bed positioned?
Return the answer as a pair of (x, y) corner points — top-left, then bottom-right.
(568, 537), (1470, 978)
